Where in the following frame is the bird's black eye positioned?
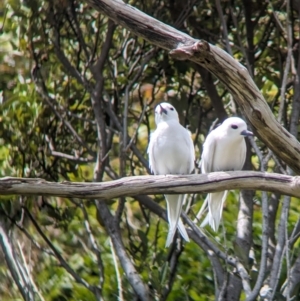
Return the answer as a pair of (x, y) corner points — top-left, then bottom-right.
(231, 125), (238, 129)
(170, 107), (174, 111)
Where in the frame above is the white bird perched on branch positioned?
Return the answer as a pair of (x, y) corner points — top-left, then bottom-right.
(197, 117), (253, 231)
(148, 102), (195, 247)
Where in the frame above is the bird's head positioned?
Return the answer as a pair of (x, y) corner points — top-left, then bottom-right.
(154, 102), (179, 124)
(222, 117), (253, 138)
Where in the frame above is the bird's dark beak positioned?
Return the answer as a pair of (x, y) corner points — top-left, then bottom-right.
(159, 104), (168, 115)
(241, 129), (253, 137)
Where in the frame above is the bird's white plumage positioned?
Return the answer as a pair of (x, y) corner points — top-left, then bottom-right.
(148, 102), (195, 247)
(198, 117), (253, 231)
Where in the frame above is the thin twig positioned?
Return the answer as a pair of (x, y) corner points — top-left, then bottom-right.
(215, 0), (232, 56)
(17, 241), (46, 301)
(246, 191), (269, 301)
(110, 238), (124, 301)
(91, 20), (116, 181)
(278, 0), (292, 124)
(49, 151), (95, 163)
(0, 223), (28, 300)
(32, 69), (94, 156)
(80, 201), (105, 291)
(269, 195), (290, 299)
(125, 102), (147, 151)
(284, 217), (291, 300)
(106, 100), (150, 171)
(230, 6), (253, 78)
(123, 49), (156, 153)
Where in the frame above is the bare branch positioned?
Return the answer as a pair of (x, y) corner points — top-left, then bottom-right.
(269, 195), (291, 299)
(0, 223), (30, 301)
(109, 238), (124, 301)
(0, 171), (300, 199)
(278, 0), (293, 124)
(236, 261), (252, 297)
(246, 191), (269, 301)
(234, 190), (253, 263)
(215, 0), (232, 56)
(49, 151), (95, 163)
(95, 201), (149, 301)
(16, 241), (46, 301)
(79, 201), (105, 290)
(290, 26), (300, 138)
(91, 20), (116, 181)
(281, 255), (300, 298)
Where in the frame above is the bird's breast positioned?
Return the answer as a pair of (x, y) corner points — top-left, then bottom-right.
(153, 125), (191, 174)
(213, 138), (246, 171)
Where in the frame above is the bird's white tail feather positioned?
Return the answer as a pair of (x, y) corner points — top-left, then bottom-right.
(177, 218), (189, 242)
(165, 194), (189, 247)
(200, 191), (228, 231)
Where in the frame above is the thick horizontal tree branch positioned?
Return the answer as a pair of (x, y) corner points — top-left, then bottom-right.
(1, 171), (300, 200)
(83, 0), (300, 174)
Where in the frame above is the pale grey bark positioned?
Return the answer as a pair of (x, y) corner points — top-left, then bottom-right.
(1, 171), (300, 199)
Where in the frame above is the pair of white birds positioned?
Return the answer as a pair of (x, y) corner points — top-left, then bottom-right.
(148, 102), (253, 247)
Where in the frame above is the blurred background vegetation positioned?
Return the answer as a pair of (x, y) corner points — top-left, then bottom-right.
(0, 0), (299, 300)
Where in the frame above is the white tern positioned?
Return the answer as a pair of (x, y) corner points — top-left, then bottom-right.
(148, 102), (195, 247)
(198, 117), (253, 231)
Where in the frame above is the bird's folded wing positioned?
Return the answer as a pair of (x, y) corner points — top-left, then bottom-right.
(147, 131), (157, 174)
(184, 129), (196, 173)
(201, 132), (217, 174)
